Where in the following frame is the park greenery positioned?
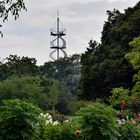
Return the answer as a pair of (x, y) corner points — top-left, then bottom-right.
(0, 1), (140, 140)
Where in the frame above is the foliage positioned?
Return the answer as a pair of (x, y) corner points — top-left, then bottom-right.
(39, 112), (59, 126)
(69, 100), (92, 115)
(41, 54), (81, 95)
(78, 102), (118, 140)
(0, 99), (41, 140)
(131, 81), (140, 98)
(109, 87), (129, 109)
(0, 0), (26, 36)
(0, 55), (39, 80)
(101, 9), (121, 45)
(0, 54), (81, 114)
(0, 75), (58, 110)
(132, 71), (140, 98)
(47, 110), (66, 123)
(117, 121), (140, 140)
(40, 54), (81, 114)
(79, 2), (140, 100)
(125, 98), (140, 116)
(42, 54), (80, 79)
(125, 37), (140, 69)
(46, 80), (58, 110)
(54, 80), (73, 115)
(125, 37), (140, 98)
(44, 124), (80, 140)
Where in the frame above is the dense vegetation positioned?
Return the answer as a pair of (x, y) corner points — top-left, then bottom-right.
(0, 54), (81, 114)
(0, 1), (140, 140)
(78, 2), (140, 100)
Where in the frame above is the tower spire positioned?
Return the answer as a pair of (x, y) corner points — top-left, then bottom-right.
(57, 10), (59, 18)
(57, 10), (59, 59)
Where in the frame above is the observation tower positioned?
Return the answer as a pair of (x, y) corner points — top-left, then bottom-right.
(49, 11), (67, 60)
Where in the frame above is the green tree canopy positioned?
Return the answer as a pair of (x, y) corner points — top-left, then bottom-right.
(78, 2), (140, 100)
(125, 37), (140, 98)
(0, 75), (58, 110)
(41, 54), (81, 95)
(125, 37), (140, 69)
(0, 55), (39, 80)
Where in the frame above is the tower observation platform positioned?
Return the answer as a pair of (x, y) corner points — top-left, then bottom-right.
(49, 11), (67, 60)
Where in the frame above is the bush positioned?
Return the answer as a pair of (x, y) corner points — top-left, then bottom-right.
(0, 99), (41, 140)
(117, 121), (140, 140)
(47, 110), (66, 123)
(78, 102), (118, 140)
(121, 97), (140, 119)
(44, 124), (80, 140)
(125, 98), (140, 116)
(69, 100), (92, 115)
(109, 87), (129, 110)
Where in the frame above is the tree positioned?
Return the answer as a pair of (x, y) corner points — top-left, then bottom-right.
(125, 37), (140, 98)
(78, 40), (104, 99)
(55, 81), (73, 115)
(0, 0), (26, 36)
(41, 54), (81, 96)
(0, 75), (57, 110)
(41, 54), (81, 114)
(0, 55), (39, 80)
(125, 37), (140, 69)
(78, 2), (140, 100)
(41, 77), (58, 110)
(79, 40), (134, 100)
(102, 9), (121, 45)
(41, 54), (80, 81)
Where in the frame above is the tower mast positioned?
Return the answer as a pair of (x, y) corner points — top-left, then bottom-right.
(57, 11), (59, 59)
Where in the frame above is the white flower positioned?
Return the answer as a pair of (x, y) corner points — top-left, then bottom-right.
(118, 119), (125, 125)
(40, 113), (44, 116)
(48, 118), (53, 123)
(64, 120), (70, 124)
(53, 121), (59, 125)
(45, 120), (50, 125)
(44, 113), (49, 118)
(46, 113), (49, 116)
(48, 115), (52, 119)
(39, 112), (59, 126)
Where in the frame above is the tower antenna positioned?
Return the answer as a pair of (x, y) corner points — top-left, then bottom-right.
(49, 11), (67, 60)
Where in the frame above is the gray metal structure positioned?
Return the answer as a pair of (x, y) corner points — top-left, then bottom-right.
(49, 11), (67, 60)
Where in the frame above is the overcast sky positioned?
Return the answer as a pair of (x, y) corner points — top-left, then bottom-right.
(0, 0), (139, 65)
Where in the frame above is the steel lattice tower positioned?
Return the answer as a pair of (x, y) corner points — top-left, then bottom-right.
(49, 11), (67, 60)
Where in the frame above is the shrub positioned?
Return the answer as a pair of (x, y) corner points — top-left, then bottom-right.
(117, 121), (140, 140)
(47, 110), (66, 123)
(125, 98), (140, 116)
(121, 97), (140, 119)
(0, 99), (41, 140)
(78, 102), (118, 140)
(69, 100), (92, 115)
(44, 124), (80, 140)
(109, 87), (129, 110)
